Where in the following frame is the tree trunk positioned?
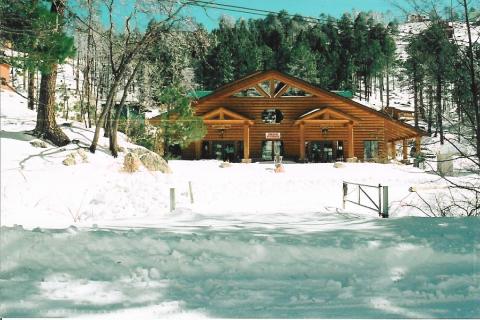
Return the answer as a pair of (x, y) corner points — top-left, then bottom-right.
(413, 71), (419, 128)
(462, 0), (480, 163)
(428, 85), (433, 135)
(109, 104), (124, 157)
(34, 65), (70, 146)
(109, 62), (141, 157)
(386, 62), (390, 108)
(380, 73), (384, 109)
(75, 54), (80, 95)
(89, 79), (120, 153)
(364, 74), (368, 101)
(27, 68), (35, 110)
(85, 0), (94, 128)
(419, 85), (426, 120)
(104, 108), (111, 138)
(32, 0), (70, 146)
(436, 75), (444, 144)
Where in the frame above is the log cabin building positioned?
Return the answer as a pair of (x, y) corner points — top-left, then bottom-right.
(178, 70), (425, 163)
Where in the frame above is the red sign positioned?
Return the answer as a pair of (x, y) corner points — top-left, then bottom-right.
(265, 132), (281, 139)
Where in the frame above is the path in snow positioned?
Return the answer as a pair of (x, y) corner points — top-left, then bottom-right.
(1, 216), (479, 318)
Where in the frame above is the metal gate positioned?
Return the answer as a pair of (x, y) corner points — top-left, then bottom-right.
(342, 181), (389, 218)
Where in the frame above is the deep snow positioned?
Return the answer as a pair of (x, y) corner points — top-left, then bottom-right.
(1, 89), (479, 318)
(1, 91), (475, 230)
(1, 217), (479, 318)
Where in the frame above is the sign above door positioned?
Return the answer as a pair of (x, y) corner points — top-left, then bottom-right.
(265, 132), (281, 139)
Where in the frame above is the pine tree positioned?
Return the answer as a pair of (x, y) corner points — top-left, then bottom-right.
(1, 0), (75, 146)
(286, 38), (318, 84)
(152, 85), (206, 158)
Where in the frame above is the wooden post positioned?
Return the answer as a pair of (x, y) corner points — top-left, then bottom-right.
(299, 122), (305, 161)
(194, 140), (201, 160)
(378, 184), (382, 216)
(170, 188), (175, 212)
(415, 136), (421, 157)
(382, 186), (389, 218)
(347, 122), (354, 159)
(188, 181), (194, 204)
(243, 123), (250, 160)
(402, 139), (408, 161)
(390, 142), (396, 159)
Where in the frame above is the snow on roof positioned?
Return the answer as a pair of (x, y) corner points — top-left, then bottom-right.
(298, 108), (320, 119)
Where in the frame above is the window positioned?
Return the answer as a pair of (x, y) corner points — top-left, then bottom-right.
(261, 109), (284, 124)
(364, 141), (379, 160)
(262, 140), (284, 160)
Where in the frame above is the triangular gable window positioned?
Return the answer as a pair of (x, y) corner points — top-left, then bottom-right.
(232, 87), (262, 97)
(257, 80), (287, 97)
(281, 86), (313, 97)
(230, 78), (315, 98)
(258, 81), (271, 96)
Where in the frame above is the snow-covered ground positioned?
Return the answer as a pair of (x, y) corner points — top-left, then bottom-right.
(2, 217), (479, 318)
(0, 91), (475, 229)
(1, 91), (479, 318)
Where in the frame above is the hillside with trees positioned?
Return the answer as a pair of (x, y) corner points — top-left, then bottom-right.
(0, 0), (479, 166)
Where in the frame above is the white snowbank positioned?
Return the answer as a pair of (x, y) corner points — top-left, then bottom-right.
(1, 218), (479, 318)
(1, 91), (477, 230)
(1, 91), (479, 319)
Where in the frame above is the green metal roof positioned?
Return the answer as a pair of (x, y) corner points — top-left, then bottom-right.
(190, 89), (353, 99)
(332, 90), (353, 99)
(188, 90), (213, 99)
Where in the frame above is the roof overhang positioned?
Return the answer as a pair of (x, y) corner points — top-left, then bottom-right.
(295, 106), (360, 125)
(202, 107), (254, 126)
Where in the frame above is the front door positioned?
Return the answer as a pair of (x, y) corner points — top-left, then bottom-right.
(261, 140), (284, 160)
(209, 141), (243, 162)
(308, 141), (344, 163)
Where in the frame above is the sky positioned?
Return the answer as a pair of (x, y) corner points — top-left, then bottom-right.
(184, 0), (416, 29)
(72, 0), (460, 32)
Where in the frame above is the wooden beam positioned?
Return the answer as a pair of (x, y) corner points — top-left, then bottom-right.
(347, 122), (354, 158)
(388, 142), (396, 160)
(243, 124), (250, 160)
(204, 119), (254, 125)
(274, 84), (289, 98)
(295, 119), (350, 125)
(194, 140), (201, 160)
(255, 84), (270, 98)
(403, 139), (408, 160)
(299, 107), (360, 123)
(270, 79), (275, 97)
(299, 122), (305, 161)
(415, 136), (421, 157)
(202, 107), (252, 121)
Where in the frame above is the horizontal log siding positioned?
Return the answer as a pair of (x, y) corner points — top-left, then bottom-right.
(187, 95), (407, 161)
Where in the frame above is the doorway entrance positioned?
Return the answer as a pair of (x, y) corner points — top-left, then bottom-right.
(307, 141), (344, 163)
(261, 140), (284, 160)
(202, 141), (243, 162)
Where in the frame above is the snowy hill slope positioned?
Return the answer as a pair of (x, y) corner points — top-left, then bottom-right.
(353, 21), (480, 112)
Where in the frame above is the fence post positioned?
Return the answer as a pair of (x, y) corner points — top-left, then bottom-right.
(188, 181), (194, 204)
(170, 188), (176, 212)
(382, 186), (389, 218)
(378, 184), (382, 217)
(342, 182), (347, 209)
